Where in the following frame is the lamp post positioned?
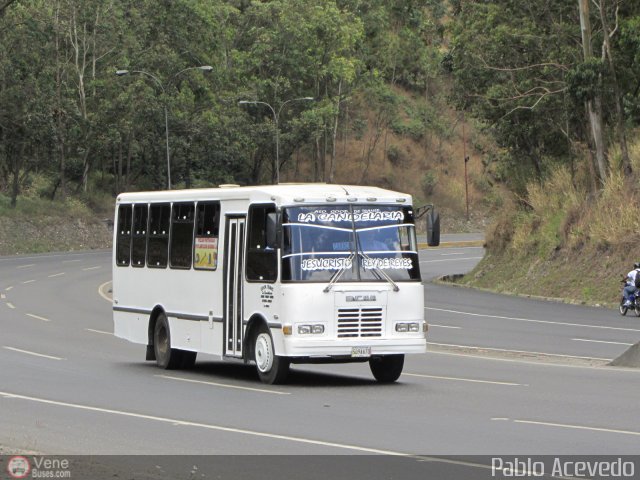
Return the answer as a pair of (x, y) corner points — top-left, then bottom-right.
(239, 97), (313, 184)
(116, 66), (213, 189)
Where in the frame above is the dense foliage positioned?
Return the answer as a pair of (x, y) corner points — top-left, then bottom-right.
(449, 0), (640, 192)
(0, 0), (445, 206)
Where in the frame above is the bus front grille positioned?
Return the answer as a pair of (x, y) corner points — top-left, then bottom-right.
(337, 307), (384, 338)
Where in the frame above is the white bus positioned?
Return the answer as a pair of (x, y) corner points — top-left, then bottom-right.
(112, 184), (431, 384)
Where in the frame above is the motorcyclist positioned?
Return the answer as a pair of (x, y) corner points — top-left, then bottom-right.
(622, 262), (640, 307)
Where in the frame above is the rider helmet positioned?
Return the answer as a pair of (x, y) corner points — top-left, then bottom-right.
(635, 262), (640, 269)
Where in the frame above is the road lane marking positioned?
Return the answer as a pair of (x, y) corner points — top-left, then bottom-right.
(6, 303), (15, 309)
(440, 252), (465, 256)
(2, 347), (63, 361)
(513, 419), (640, 437)
(419, 257), (482, 264)
(5, 286), (13, 291)
(426, 342), (613, 361)
(404, 373), (525, 386)
(26, 313), (50, 322)
(428, 324), (461, 329)
(426, 307), (640, 333)
(491, 418), (510, 421)
(98, 281), (112, 303)
(157, 374), (290, 395)
(0, 390), (409, 456)
(572, 338), (633, 346)
(0, 251), (108, 262)
(0, 293), (4, 299)
(62, 259), (82, 263)
(82, 266), (101, 271)
(48, 272), (65, 278)
(85, 328), (113, 335)
(21, 280), (35, 284)
(16, 264), (35, 269)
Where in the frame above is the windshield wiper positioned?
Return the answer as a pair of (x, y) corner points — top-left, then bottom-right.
(357, 250), (400, 292)
(323, 252), (356, 293)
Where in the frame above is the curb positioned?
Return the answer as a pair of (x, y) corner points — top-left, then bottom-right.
(418, 240), (485, 249)
(434, 276), (616, 309)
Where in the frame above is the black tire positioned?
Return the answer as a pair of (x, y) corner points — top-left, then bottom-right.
(153, 313), (182, 369)
(634, 305), (640, 318)
(253, 324), (289, 384)
(619, 296), (628, 316)
(369, 354), (404, 383)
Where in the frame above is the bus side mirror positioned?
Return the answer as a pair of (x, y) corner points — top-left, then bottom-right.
(426, 209), (440, 247)
(266, 212), (277, 249)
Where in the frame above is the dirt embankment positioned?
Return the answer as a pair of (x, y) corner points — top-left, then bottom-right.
(0, 216), (112, 256)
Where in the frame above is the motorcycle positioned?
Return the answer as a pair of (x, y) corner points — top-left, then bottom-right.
(619, 288), (640, 316)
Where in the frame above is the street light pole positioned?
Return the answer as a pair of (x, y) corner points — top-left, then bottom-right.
(116, 66), (213, 189)
(239, 97), (313, 184)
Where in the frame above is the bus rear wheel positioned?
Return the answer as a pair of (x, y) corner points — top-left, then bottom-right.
(254, 325), (289, 384)
(154, 313), (183, 370)
(369, 354), (404, 383)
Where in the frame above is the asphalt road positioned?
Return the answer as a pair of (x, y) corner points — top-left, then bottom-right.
(1, 242), (639, 472)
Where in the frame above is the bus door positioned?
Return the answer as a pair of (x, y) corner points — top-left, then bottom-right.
(223, 216), (246, 357)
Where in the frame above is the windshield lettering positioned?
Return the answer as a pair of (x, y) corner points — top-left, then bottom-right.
(302, 257), (353, 271)
(297, 210), (404, 224)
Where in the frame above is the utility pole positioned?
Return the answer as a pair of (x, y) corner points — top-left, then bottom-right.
(463, 112), (469, 221)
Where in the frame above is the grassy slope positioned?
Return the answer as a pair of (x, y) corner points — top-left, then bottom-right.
(459, 138), (640, 306)
(0, 194), (112, 255)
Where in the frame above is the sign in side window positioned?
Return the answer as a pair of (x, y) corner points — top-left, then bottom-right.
(194, 202), (220, 270)
(147, 203), (170, 268)
(170, 202), (195, 269)
(246, 204), (277, 282)
(131, 204), (148, 268)
(116, 204), (132, 266)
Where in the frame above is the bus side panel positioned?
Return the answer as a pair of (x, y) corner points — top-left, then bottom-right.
(169, 317), (201, 352)
(114, 310), (148, 344)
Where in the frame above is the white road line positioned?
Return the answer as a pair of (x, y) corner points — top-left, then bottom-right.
(98, 281), (112, 303)
(16, 264), (35, 269)
(85, 328), (113, 336)
(419, 257), (482, 264)
(426, 342), (613, 362)
(48, 272), (65, 278)
(572, 338), (633, 346)
(404, 373), (525, 386)
(157, 374), (290, 395)
(5, 286), (13, 291)
(440, 252), (465, 256)
(426, 307), (640, 333)
(0, 390), (408, 456)
(428, 324), (461, 330)
(82, 266), (101, 271)
(0, 251), (107, 262)
(491, 418), (510, 421)
(0, 293), (4, 299)
(2, 347), (63, 361)
(6, 302), (15, 309)
(21, 280), (35, 284)
(62, 259), (82, 263)
(26, 313), (50, 322)
(514, 419), (640, 437)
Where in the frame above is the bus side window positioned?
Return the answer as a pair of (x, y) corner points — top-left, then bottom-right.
(170, 202), (195, 269)
(116, 204), (133, 266)
(246, 204), (277, 282)
(147, 203), (170, 268)
(131, 204), (148, 267)
(193, 202), (220, 270)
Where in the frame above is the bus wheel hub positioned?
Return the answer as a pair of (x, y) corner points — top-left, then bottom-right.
(255, 333), (274, 373)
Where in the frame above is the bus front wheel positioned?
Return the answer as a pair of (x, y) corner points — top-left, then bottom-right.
(254, 325), (289, 384)
(154, 313), (183, 369)
(369, 354), (404, 383)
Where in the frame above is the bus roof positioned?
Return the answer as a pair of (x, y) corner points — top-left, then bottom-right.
(116, 183), (413, 206)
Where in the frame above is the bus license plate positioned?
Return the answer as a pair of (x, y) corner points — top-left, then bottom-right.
(351, 346), (371, 358)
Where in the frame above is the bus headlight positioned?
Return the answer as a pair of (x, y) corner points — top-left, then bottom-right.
(395, 322), (420, 333)
(298, 324), (325, 335)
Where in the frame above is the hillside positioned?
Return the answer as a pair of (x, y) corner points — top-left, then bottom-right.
(458, 135), (640, 306)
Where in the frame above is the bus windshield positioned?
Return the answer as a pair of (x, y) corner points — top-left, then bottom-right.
(282, 205), (420, 283)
